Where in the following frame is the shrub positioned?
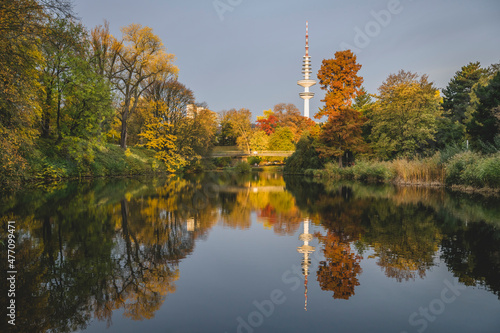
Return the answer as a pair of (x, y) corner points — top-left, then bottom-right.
(213, 157), (232, 168)
(445, 151), (480, 186)
(234, 161), (251, 173)
(284, 134), (323, 174)
(351, 161), (393, 182)
(248, 156), (262, 166)
(479, 154), (500, 188)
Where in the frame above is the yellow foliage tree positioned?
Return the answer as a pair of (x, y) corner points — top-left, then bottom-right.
(139, 121), (186, 172)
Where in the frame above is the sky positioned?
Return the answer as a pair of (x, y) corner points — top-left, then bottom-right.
(73, 0), (500, 120)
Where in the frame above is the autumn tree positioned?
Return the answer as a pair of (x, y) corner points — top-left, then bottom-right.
(273, 103), (316, 141)
(369, 70), (442, 159)
(0, 0), (72, 183)
(256, 109), (278, 135)
(135, 78), (194, 145)
(249, 130), (269, 152)
(91, 23), (178, 148)
(139, 121), (186, 172)
(316, 50), (366, 166)
(221, 108), (252, 153)
(176, 106), (219, 162)
(268, 127), (295, 151)
(145, 78), (195, 129)
(138, 77), (217, 168)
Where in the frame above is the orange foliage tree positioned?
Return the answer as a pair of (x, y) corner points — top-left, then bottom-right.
(316, 50), (367, 167)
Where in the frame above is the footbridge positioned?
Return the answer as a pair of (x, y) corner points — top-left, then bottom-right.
(210, 150), (294, 158)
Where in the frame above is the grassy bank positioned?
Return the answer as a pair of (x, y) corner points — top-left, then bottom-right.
(304, 151), (500, 192)
(24, 138), (166, 181)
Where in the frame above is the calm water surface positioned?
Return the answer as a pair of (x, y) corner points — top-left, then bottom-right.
(1, 172), (500, 333)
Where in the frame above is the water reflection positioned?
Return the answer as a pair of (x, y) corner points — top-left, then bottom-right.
(0, 173), (499, 332)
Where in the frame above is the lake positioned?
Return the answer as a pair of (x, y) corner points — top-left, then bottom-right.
(1, 171), (500, 333)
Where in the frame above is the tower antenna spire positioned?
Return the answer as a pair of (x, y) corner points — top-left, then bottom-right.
(306, 21), (309, 57)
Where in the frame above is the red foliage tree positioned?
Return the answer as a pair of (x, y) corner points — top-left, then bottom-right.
(256, 114), (278, 135)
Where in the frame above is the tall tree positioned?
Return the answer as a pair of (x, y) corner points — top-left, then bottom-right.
(466, 71), (500, 146)
(437, 62), (487, 148)
(316, 50), (363, 117)
(91, 23), (178, 148)
(0, 0), (72, 183)
(316, 50), (366, 166)
(442, 62), (487, 124)
(39, 18), (86, 139)
(369, 70), (442, 159)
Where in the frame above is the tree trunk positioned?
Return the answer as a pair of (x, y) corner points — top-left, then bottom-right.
(56, 87), (62, 142)
(41, 89), (52, 138)
(120, 108), (128, 149)
(338, 155), (343, 168)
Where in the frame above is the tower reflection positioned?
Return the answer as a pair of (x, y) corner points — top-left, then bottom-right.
(297, 218), (315, 311)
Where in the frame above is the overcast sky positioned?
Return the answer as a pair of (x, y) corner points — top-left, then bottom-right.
(73, 0), (500, 120)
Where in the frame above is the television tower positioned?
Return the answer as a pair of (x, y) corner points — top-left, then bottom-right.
(297, 22), (316, 118)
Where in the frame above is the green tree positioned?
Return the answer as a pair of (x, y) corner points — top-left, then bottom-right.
(39, 18), (113, 141)
(284, 133), (323, 174)
(442, 62), (487, 124)
(369, 70), (442, 159)
(352, 87), (372, 111)
(437, 62), (487, 148)
(466, 71), (500, 146)
(353, 87), (375, 144)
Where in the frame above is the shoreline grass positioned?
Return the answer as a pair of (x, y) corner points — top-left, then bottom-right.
(302, 151), (500, 193)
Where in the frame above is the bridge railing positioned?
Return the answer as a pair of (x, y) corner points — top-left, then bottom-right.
(209, 151), (295, 157)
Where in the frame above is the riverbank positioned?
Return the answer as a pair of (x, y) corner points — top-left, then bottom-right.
(7, 138), (167, 187)
(300, 151), (500, 195)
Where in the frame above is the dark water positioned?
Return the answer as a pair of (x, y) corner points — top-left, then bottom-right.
(1, 172), (500, 333)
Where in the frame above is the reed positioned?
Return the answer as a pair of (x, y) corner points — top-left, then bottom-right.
(391, 154), (445, 185)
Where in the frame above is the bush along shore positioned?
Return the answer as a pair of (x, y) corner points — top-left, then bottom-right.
(299, 151), (500, 193)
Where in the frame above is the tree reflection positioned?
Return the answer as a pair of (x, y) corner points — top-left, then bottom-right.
(362, 201), (441, 282)
(1, 172), (500, 332)
(316, 231), (362, 300)
(0, 176), (218, 332)
(440, 222), (500, 299)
